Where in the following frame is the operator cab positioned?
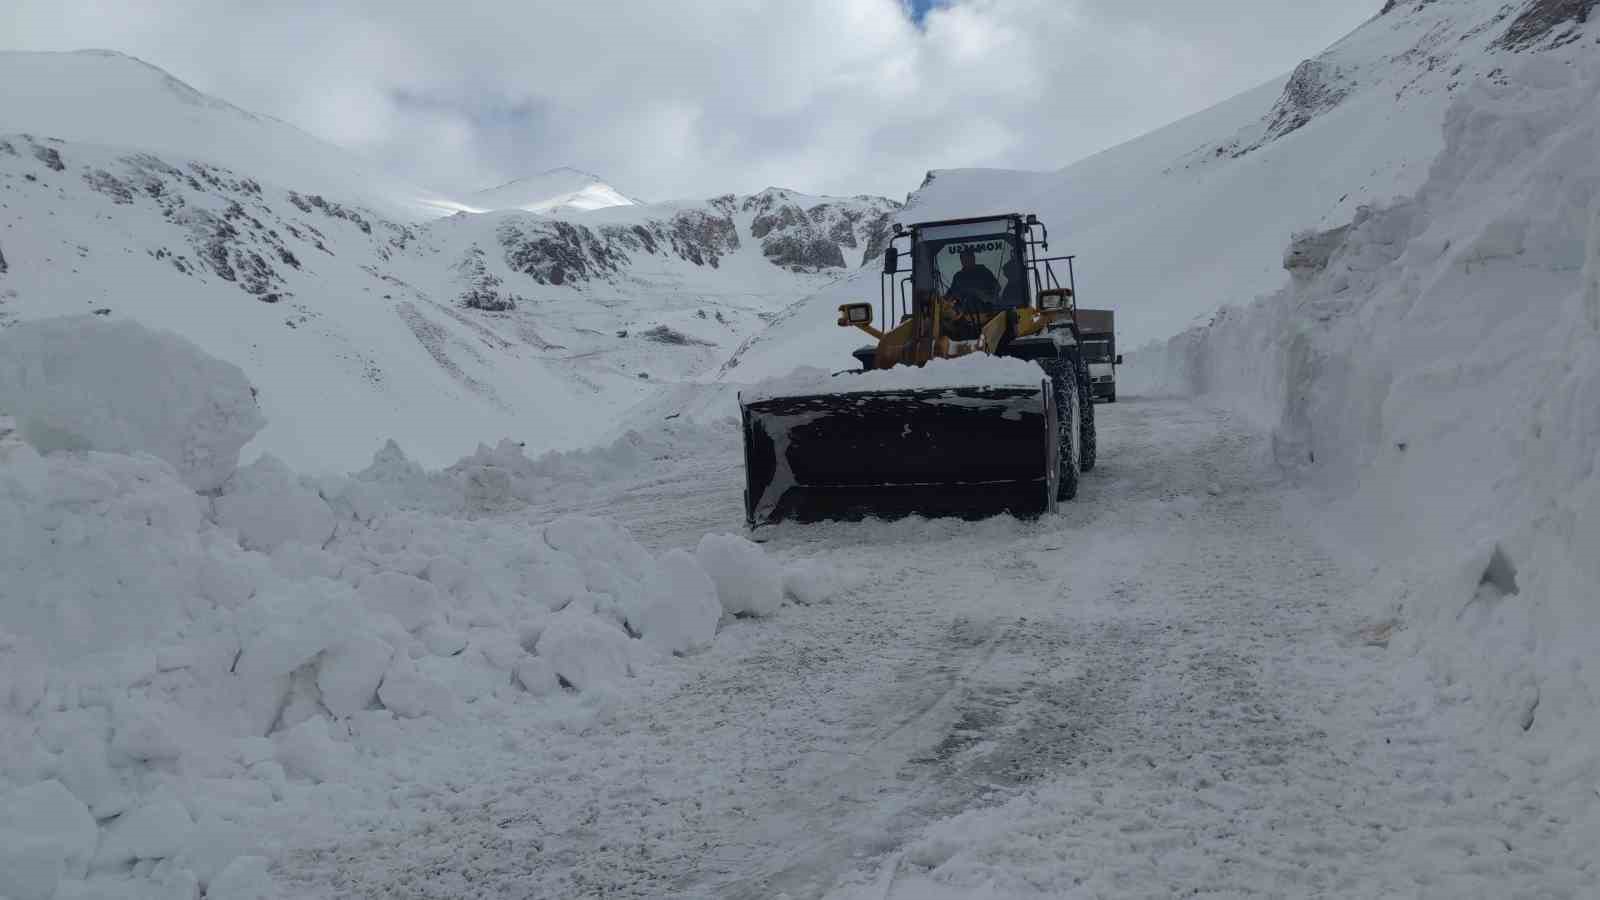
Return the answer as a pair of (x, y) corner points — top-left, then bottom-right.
(912, 217), (1031, 312)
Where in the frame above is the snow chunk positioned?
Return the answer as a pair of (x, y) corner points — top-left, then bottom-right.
(0, 780), (98, 880)
(377, 656), (454, 719)
(622, 548), (722, 655)
(273, 717), (355, 783)
(358, 571), (440, 632)
(234, 587), (353, 682)
(316, 635), (393, 718)
(536, 605), (633, 689)
(94, 787), (194, 865)
(743, 354), (1045, 402)
(0, 834), (62, 900)
(0, 316), (263, 490)
(213, 455), (336, 552)
(696, 533), (783, 617)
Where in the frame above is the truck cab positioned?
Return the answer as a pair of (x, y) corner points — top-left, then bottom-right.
(1074, 308), (1120, 403)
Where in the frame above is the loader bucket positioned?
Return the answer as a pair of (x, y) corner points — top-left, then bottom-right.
(740, 381), (1058, 526)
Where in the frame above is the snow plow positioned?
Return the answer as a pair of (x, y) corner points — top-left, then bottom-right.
(741, 213), (1097, 526)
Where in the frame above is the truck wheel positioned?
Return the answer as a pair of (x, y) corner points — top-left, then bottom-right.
(1043, 360), (1078, 501)
(1077, 360), (1097, 472)
(1107, 390), (1117, 404)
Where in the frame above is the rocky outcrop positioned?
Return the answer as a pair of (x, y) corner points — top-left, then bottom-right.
(1215, 59), (1352, 159)
(740, 187), (901, 272)
(495, 207), (739, 286)
(761, 234), (847, 270)
(288, 191), (372, 235)
(639, 325), (713, 346)
(15, 138), (409, 305)
(453, 247), (520, 311)
(1493, 0), (1597, 49)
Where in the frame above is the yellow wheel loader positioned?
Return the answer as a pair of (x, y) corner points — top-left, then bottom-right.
(740, 213), (1098, 526)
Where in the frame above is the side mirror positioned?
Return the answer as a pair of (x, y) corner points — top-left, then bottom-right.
(1115, 354), (1124, 365)
(837, 303), (874, 328)
(883, 247), (898, 275)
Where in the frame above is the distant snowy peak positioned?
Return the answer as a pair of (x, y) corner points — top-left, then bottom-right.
(457, 168), (641, 215)
(1203, 0), (1597, 162)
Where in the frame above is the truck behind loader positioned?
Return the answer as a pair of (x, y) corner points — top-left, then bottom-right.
(1075, 308), (1121, 403)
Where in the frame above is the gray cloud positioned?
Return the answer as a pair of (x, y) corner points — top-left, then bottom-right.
(2, 1), (1375, 201)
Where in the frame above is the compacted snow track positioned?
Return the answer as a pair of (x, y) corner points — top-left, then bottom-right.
(274, 398), (1586, 898)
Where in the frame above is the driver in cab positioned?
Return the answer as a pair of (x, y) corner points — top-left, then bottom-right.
(946, 248), (1001, 310)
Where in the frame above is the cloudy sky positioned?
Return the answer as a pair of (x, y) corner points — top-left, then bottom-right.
(4, 1), (1374, 202)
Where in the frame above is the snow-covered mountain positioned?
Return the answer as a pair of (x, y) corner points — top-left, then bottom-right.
(726, 0), (1599, 381)
(453, 168), (640, 215)
(0, 50), (898, 471)
(0, 49), (444, 220)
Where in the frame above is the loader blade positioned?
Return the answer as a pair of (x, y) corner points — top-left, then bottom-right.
(741, 382), (1057, 526)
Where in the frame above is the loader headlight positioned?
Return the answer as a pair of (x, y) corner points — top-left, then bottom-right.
(1037, 288), (1072, 311)
(837, 303), (874, 327)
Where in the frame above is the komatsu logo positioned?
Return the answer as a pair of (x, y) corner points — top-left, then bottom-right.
(947, 241), (1003, 256)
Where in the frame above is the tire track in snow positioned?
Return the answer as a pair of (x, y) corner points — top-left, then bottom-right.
(272, 397), (1591, 898)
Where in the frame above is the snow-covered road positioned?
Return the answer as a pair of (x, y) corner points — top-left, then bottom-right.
(273, 397), (1587, 898)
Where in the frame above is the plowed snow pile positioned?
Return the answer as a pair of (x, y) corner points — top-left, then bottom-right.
(0, 317), (780, 899)
(1136, 52), (1600, 823)
(745, 353), (1045, 401)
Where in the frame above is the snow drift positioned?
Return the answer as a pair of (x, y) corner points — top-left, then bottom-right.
(0, 317), (781, 899)
(1138, 50), (1600, 797)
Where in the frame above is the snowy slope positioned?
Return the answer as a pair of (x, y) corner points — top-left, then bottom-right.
(726, 0), (1594, 383)
(452, 167), (640, 215)
(0, 52), (899, 472)
(0, 50), (442, 221)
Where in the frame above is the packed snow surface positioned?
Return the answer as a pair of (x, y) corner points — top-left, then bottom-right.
(743, 354), (1045, 402)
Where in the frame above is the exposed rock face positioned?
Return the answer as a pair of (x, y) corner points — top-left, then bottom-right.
(31, 141), (64, 172)
(495, 207), (740, 287)
(762, 234), (847, 270)
(13, 138), (413, 306)
(740, 187), (901, 272)
(639, 324), (713, 346)
(1215, 59), (1353, 159)
(453, 247), (519, 311)
(1493, 0), (1597, 49)
(289, 191), (372, 235)
(1266, 60), (1351, 142)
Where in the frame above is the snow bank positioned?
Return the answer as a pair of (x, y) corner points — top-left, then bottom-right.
(743, 353), (1044, 402)
(0, 316), (263, 491)
(0, 318), (783, 898)
(1141, 55), (1600, 787)
(345, 420), (735, 517)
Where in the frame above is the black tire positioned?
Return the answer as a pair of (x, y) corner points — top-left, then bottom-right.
(1076, 359), (1097, 472)
(1107, 389), (1117, 404)
(1042, 360), (1078, 501)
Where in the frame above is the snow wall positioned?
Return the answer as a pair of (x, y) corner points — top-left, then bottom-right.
(1130, 55), (1600, 785)
(0, 317), (797, 899)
